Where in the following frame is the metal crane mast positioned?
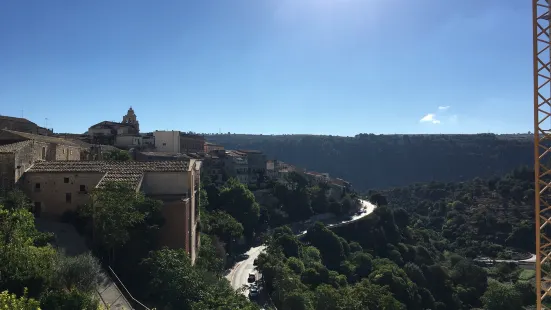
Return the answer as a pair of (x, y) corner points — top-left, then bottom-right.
(534, 0), (551, 308)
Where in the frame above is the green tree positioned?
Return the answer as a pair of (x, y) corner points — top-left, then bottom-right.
(481, 280), (522, 310)
(80, 182), (146, 261)
(196, 234), (225, 274)
(0, 205), (57, 297)
(218, 178), (260, 239)
(0, 289), (41, 310)
(141, 248), (204, 309)
(0, 189), (33, 211)
(205, 211), (244, 253)
(40, 289), (100, 310)
(141, 248), (256, 310)
(51, 252), (103, 293)
(103, 149), (131, 161)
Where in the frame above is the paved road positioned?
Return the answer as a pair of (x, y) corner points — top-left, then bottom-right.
(227, 245), (266, 295)
(474, 254), (536, 264)
(226, 199), (377, 292)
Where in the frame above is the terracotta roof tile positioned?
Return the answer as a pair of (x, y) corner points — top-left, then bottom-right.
(99, 172), (144, 188)
(0, 140), (33, 153)
(27, 160), (190, 173)
(28, 160), (194, 189)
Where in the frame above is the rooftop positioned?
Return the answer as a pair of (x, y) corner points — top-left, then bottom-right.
(226, 150), (246, 157)
(0, 140), (33, 153)
(27, 160), (192, 173)
(89, 121), (137, 130)
(237, 149), (263, 154)
(139, 151), (190, 158)
(27, 160), (195, 189)
(1, 129), (81, 147)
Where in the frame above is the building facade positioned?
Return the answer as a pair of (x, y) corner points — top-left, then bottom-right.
(121, 107), (140, 132)
(114, 134), (143, 149)
(180, 134), (205, 153)
(205, 142), (224, 153)
(0, 130), (82, 191)
(87, 108), (140, 145)
(238, 150), (267, 186)
(153, 131), (181, 153)
(153, 131), (206, 154)
(19, 160), (201, 263)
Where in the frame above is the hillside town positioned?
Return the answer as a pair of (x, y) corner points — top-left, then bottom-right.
(0, 107), (353, 264)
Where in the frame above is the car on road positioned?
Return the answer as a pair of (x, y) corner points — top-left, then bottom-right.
(249, 286), (259, 299)
(248, 273), (256, 283)
(237, 253), (249, 261)
(253, 258), (258, 265)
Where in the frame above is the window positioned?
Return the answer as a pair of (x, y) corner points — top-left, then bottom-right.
(62, 149), (65, 154)
(35, 183), (41, 192)
(65, 193), (72, 203)
(163, 143), (167, 146)
(80, 185), (85, 192)
(41, 147), (46, 160)
(64, 177), (69, 183)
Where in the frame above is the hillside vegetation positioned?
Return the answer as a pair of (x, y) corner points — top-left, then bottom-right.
(205, 133), (533, 191)
(257, 166), (538, 310)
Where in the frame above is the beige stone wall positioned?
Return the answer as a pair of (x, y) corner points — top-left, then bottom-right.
(142, 172), (190, 196)
(54, 144), (81, 161)
(158, 198), (190, 253)
(20, 172), (104, 218)
(0, 153), (15, 190)
(153, 131), (180, 153)
(88, 128), (112, 136)
(114, 135), (142, 149)
(180, 136), (205, 153)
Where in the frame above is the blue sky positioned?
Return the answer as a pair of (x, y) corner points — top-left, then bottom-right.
(0, 0), (532, 136)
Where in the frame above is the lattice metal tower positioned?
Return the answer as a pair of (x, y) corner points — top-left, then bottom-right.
(534, 0), (551, 308)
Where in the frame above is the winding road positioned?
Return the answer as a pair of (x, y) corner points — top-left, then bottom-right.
(226, 199), (377, 293)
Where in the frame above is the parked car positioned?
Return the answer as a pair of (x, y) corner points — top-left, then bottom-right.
(249, 286), (259, 299)
(248, 273), (256, 283)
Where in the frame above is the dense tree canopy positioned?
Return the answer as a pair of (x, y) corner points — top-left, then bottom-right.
(206, 133), (533, 191)
(0, 194), (105, 309)
(256, 166), (539, 310)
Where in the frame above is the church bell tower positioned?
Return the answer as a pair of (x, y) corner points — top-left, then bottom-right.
(122, 106), (140, 132)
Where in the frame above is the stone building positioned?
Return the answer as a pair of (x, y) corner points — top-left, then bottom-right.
(180, 133), (205, 153)
(134, 151), (191, 162)
(207, 150), (248, 184)
(205, 142), (224, 153)
(153, 131), (206, 154)
(121, 107), (139, 132)
(0, 129), (82, 190)
(237, 150), (267, 186)
(19, 159), (201, 263)
(87, 107), (140, 145)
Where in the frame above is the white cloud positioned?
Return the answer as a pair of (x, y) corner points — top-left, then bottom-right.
(420, 113), (441, 124)
(438, 106), (450, 110)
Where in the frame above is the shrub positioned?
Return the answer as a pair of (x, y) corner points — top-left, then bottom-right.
(0, 289), (41, 309)
(52, 252), (103, 293)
